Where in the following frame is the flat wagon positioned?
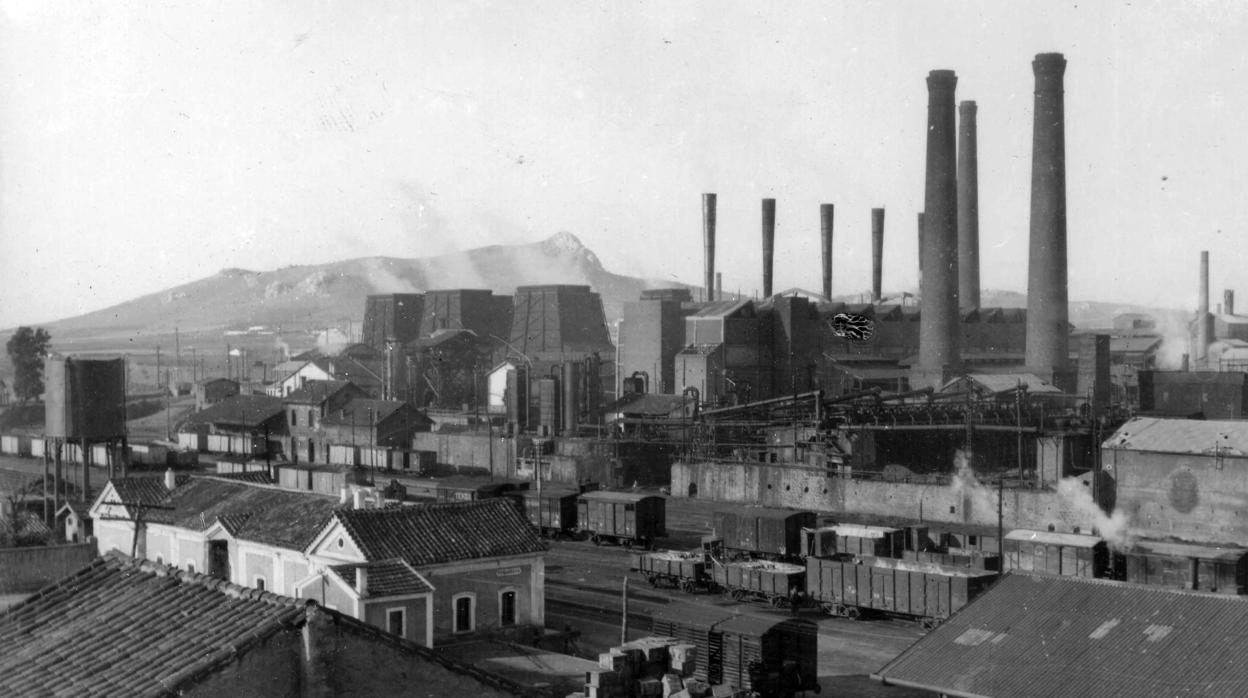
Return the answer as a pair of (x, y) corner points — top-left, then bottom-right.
(805, 555), (997, 627)
(649, 606), (821, 697)
(577, 491), (665, 547)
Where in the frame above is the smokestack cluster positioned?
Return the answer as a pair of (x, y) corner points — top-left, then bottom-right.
(1025, 53), (1070, 375)
(703, 193), (716, 302)
(957, 100), (981, 309)
(917, 69), (961, 380)
(821, 204), (834, 300)
(871, 208), (885, 303)
(761, 198), (776, 298)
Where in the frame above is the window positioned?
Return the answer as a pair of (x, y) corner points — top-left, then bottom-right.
(453, 594), (476, 633)
(187, 562), (195, 574)
(387, 608), (406, 638)
(290, 410), (297, 427)
(499, 590), (517, 627)
(255, 577), (266, 591)
(310, 410), (318, 428)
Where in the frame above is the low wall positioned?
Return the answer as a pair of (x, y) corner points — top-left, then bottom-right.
(0, 542), (96, 592)
(672, 461), (1092, 533)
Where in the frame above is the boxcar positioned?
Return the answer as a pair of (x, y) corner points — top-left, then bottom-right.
(577, 491), (665, 547)
(806, 556), (997, 627)
(1122, 540), (1248, 594)
(649, 606), (820, 697)
(514, 488), (580, 538)
(802, 524), (905, 559)
(711, 559), (806, 607)
(712, 507), (815, 561)
(631, 550), (709, 592)
(1002, 529), (1108, 578)
(903, 548), (1002, 572)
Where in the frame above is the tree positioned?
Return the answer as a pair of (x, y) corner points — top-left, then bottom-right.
(5, 326), (51, 403)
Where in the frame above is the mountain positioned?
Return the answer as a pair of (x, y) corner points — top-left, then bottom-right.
(31, 232), (679, 343)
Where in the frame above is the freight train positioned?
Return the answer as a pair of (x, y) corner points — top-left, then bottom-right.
(505, 487), (667, 548)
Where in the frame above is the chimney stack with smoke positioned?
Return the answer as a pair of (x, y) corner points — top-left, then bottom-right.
(1025, 53), (1071, 383)
(762, 198), (776, 298)
(821, 204), (834, 300)
(915, 69), (961, 388)
(703, 193), (717, 303)
(958, 100), (981, 309)
(871, 208), (885, 303)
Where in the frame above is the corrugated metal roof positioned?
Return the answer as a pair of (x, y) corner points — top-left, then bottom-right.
(1127, 540), (1248, 563)
(951, 373), (1061, 395)
(874, 572), (1248, 698)
(1110, 336), (1163, 353)
(1103, 417), (1248, 455)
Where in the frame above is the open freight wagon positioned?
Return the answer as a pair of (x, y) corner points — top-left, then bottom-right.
(631, 550), (709, 592)
(711, 559), (806, 607)
(806, 556), (998, 628)
(650, 606), (821, 697)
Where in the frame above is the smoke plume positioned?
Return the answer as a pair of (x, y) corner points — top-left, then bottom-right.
(950, 450), (998, 523)
(1057, 477), (1132, 548)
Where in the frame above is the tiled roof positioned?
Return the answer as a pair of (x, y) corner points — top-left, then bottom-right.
(183, 394), (285, 427)
(111, 476), (186, 505)
(321, 399), (422, 426)
(873, 572), (1248, 698)
(1104, 417), (1248, 455)
(145, 477), (342, 551)
(0, 554), (537, 698)
(335, 499), (544, 567)
(210, 470), (275, 485)
(0, 554), (307, 697)
(282, 379), (358, 404)
(330, 559), (434, 598)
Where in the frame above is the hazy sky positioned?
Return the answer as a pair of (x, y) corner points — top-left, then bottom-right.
(1, 1), (1245, 329)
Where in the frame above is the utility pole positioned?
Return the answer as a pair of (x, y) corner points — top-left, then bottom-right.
(174, 326), (182, 388)
(621, 576), (629, 645)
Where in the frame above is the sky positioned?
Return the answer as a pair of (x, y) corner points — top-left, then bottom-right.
(1, 1), (1246, 329)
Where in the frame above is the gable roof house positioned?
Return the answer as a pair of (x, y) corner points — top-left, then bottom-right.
(282, 379), (367, 464)
(319, 398), (433, 465)
(302, 498), (547, 645)
(0, 554), (533, 697)
(178, 394), (287, 457)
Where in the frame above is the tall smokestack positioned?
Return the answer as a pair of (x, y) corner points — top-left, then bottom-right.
(703, 193), (717, 302)
(1198, 251), (1210, 362)
(821, 204), (834, 300)
(1025, 53), (1070, 377)
(871, 208), (885, 303)
(761, 198), (776, 298)
(957, 100), (981, 309)
(917, 70), (961, 386)
(716, 272), (723, 301)
(917, 211), (925, 287)
(1226, 289), (1235, 316)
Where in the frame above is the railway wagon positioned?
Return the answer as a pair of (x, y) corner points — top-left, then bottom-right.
(711, 560), (805, 606)
(649, 606), (820, 697)
(806, 556), (997, 626)
(577, 491), (665, 547)
(903, 549), (1001, 572)
(0, 435), (30, 457)
(631, 550), (709, 592)
(514, 488), (580, 538)
(712, 507), (815, 560)
(802, 524), (905, 559)
(1121, 540), (1248, 594)
(1002, 529), (1108, 579)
